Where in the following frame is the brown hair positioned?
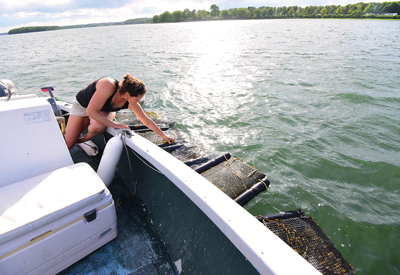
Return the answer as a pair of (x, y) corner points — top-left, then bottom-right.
(118, 74), (147, 97)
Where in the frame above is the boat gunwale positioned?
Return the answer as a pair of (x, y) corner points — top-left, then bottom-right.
(106, 127), (320, 275)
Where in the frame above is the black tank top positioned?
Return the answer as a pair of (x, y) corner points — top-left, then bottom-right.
(76, 79), (129, 112)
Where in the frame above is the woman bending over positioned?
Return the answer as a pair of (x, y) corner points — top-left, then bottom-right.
(65, 74), (174, 149)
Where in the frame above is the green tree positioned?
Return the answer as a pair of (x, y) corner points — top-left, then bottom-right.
(160, 11), (172, 22)
(261, 8), (268, 18)
(314, 6), (322, 14)
(378, 2), (387, 13)
(172, 10), (183, 22)
(342, 4), (351, 14)
(348, 3), (363, 16)
(372, 3), (381, 13)
(381, 2), (400, 13)
(219, 9), (229, 19)
(288, 6), (298, 14)
(230, 8), (237, 18)
(321, 7), (328, 14)
(210, 4), (220, 17)
(152, 15), (159, 23)
(335, 6), (343, 14)
(391, 2), (400, 13)
(267, 7), (274, 16)
(196, 10), (208, 20)
(253, 8), (262, 18)
(236, 8), (246, 18)
(237, 7), (251, 18)
(357, 3), (363, 12)
(288, 7), (295, 16)
(248, 6), (256, 17)
(277, 6), (287, 16)
(305, 6), (314, 15)
(381, 3), (391, 13)
(325, 5), (337, 14)
(363, 4), (375, 14)
(183, 9), (192, 20)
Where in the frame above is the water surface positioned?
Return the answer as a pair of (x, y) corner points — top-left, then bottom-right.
(1, 19), (399, 274)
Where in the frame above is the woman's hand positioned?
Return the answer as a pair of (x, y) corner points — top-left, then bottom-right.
(114, 123), (130, 130)
(163, 135), (175, 144)
(129, 102), (175, 144)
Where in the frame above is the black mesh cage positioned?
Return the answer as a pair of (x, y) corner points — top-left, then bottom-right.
(116, 109), (174, 129)
(200, 158), (267, 199)
(259, 215), (355, 275)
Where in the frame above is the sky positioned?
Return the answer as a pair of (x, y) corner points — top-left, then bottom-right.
(0, 0), (375, 33)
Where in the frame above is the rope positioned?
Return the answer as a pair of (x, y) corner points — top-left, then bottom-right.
(108, 129), (163, 200)
(258, 178), (269, 190)
(128, 145), (164, 175)
(80, 141), (99, 153)
(256, 195), (281, 212)
(121, 133), (137, 197)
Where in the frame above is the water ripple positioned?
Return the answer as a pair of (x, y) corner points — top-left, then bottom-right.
(1, 19), (399, 273)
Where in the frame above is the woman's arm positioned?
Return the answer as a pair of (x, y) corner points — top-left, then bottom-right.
(86, 78), (129, 129)
(130, 102), (174, 144)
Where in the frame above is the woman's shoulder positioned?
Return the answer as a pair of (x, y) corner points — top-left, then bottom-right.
(96, 77), (118, 91)
(97, 77), (117, 86)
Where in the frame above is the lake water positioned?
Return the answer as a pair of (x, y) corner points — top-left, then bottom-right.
(1, 19), (399, 274)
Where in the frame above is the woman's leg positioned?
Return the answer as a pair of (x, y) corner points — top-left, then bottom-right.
(64, 115), (90, 149)
(78, 112), (116, 144)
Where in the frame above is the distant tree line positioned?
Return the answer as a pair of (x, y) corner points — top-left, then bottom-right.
(62, 22), (116, 29)
(116, 18), (153, 25)
(8, 1), (400, 34)
(8, 18), (151, 34)
(153, 1), (400, 23)
(8, 26), (62, 34)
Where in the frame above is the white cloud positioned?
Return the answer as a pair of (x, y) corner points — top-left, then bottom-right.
(1, 0), (71, 13)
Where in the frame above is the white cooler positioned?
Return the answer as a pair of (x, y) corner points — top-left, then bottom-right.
(0, 97), (117, 274)
(0, 163), (117, 275)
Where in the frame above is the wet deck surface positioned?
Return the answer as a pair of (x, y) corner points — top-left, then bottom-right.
(59, 145), (174, 275)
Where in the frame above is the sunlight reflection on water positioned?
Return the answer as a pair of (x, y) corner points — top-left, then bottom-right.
(1, 19), (400, 274)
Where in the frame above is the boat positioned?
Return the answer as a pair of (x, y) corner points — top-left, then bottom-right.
(0, 79), (355, 274)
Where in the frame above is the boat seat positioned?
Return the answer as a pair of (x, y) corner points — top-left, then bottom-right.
(0, 97), (73, 188)
(0, 97), (117, 275)
(0, 163), (106, 245)
(0, 162), (117, 275)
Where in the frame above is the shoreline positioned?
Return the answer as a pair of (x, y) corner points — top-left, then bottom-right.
(6, 16), (400, 35)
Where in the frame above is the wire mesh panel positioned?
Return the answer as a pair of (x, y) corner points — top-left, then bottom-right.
(259, 215), (355, 275)
(170, 144), (211, 162)
(116, 110), (209, 162)
(138, 130), (182, 146)
(116, 109), (174, 129)
(200, 158), (267, 199)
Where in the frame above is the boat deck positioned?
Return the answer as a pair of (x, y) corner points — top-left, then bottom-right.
(59, 145), (175, 275)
